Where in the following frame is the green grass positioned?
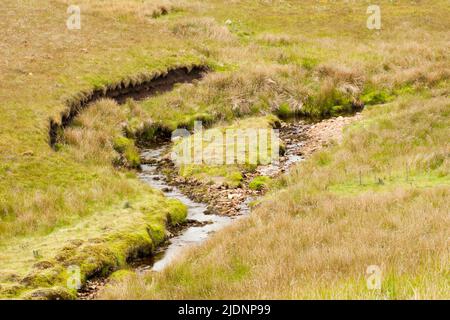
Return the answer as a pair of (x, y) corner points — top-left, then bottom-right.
(113, 136), (141, 168)
(0, 191), (187, 298)
(249, 176), (271, 191)
(329, 173), (450, 196)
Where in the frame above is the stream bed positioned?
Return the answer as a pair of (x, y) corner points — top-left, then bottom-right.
(132, 119), (309, 273)
(134, 147), (245, 273)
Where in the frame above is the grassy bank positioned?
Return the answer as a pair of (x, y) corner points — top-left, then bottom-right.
(0, 98), (188, 298)
(0, 0), (199, 297)
(1, 0), (449, 299)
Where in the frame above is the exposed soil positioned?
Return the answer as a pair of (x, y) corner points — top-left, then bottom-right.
(49, 65), (208, 148)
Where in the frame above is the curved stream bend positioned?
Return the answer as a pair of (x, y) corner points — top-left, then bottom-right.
(77, 113), (360, 299)
(131, 119), (311, 273)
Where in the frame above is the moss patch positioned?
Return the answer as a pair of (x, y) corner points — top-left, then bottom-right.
(113, 136), (141, 168)
(0, 193), (186, 299)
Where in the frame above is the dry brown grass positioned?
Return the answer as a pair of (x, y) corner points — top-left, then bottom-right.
(56, 0), (197, 21)
(171, 17), (236, 42)
(102, 186), (449, 299)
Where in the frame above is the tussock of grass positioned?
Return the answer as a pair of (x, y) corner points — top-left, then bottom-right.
(248, 176), (271, 191)
(171, 17), (236, 42)
(64, 99), (127, 164)
(57, 0), (193, 21)
(112, 136), (141, 168)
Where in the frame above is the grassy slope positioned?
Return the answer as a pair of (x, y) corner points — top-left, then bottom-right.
(0, 0), (202, 240)
(0, 0), (449, 299)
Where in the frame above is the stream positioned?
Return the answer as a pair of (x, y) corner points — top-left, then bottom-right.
(134, 146), (245, 273)
(132, 118), (308, 273)
(78, 114), (357, 299)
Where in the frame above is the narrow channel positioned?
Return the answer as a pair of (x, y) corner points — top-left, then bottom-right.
(135, 146), (246, 273)
(132, 118), (311, 273)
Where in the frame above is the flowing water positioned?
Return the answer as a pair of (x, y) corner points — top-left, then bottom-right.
(134, 122), (306, 272)
(135, 147), (244, 273)
(79, 119), (325, 298)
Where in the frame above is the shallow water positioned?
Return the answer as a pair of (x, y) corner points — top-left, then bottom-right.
(78, 118), (335, 299)
(134, 119), (309, 272)
(136, 147), (240, 272)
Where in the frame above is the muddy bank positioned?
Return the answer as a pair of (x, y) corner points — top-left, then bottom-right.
(49, 65), (208, 148)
